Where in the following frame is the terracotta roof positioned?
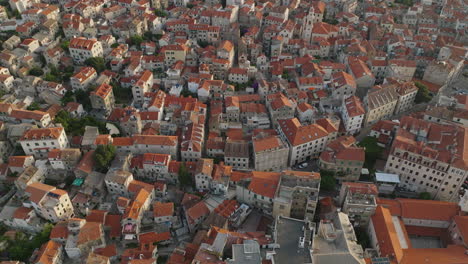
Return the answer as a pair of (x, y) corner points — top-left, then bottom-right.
(94, 244), (117, 258)
(153, 202), (174, 217)
(86, 210), (107, 224)
(8, 155), (32, 167)
(50, 221), (68, 239)
(343, 182), (378, 195)
(132, 135), (177, 146)
(371, 206), (404, 262)
(344, 96), (365, 117)
(77, 222), (102, 245)
(253, 135), (283, 153)
(25, 182), (55, 204)
(21, 127), (63, 141)
(248, 171), (281, 198)
(139, 231), (171, 244)
(278, 118), (329, 146)
(104, 215), (121, 238)
(13, 207), (32, 220)
(75, 150), (94, 174)
(69, 37), (98, 50)
(400, 245), (468, 264)
(377, 198), (459, 221)
(186, 201), (210, 223)
(36, 241), (62, 264)
(11, 109), (48, 122)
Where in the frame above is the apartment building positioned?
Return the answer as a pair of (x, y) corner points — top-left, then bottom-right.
(348, 58), (375, 95)
(236, 171), (281, 214)
(383, 116), (467, 202)
(224, 139), (249, 170)
(32, 240), (64, 264)
(19, 127), (69, 159)
(131, 70), (154, 106)
(113, 135), (178, 158)
(70, 66), (97, 91)
(338, 182), (378, 226)
(268, 94), (296, 125)
(341, 96), (365, 135)
(240, 103), (270, 130)
(153, 202), (175, 226)
(393, 81), (418, 114)
(122, 189), (151, 241)
(273, 171), (320, 220)
(386, 59), (417, 81)
(0, 74), (14, 92)
(180, 123), (205, 162)
(14, 165), (45, 190)
(364, 87), (399, 125)
(252, 134), (289, 171)
(10, 109), (52, 128)
(330, 71), (357, 101)
(131, 153), (171, 181)
(8, 155), (35, 174)
(319, 136), (365, 181)
(162, 44), (188, 66)
(194, 159), (214, 192)
(90, 83), (115, 114)
(278, 118), (333, 166)
(25, 182), (74, 223)
(69, 37), (103, 64)
(48, 148), (82, 171)
(104, 169), (134, 197)
(313, 213), (366, 263)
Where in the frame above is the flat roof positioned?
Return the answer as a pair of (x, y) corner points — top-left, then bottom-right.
(376, 173), (400, 183)
(274, 216), (313, 264)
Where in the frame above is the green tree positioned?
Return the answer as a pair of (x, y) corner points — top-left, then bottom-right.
(154, 9), (168, 17)
(129, 35), (144, 49)
(55, 110), (108, 136)
(281, 70), (290, 80)
(414, 81), (432, 103)
(29, 67), (44, 76)
(85, 57), (106, 73)
(26, 102), (40, 111)
(94, 144), (116, 173)
(75, 88), (92, 110)
(110, 80), (133, 104)
(418, 192), (432, 200)
(178, 162), (192, 187)
(180, 89), (198, 98)
(12, 9), (21, 19)
(8, 223), (53, 261)
(186, 3), (194, 8)
(60, 90), (75, 106)
(60, 40), (70, 52)
(356, 228), (370, 248)
(111, 43), (119, 48)
(197, 40), (210, 48)
(320, 173), (336, 191)
(358, 137), (384, 170)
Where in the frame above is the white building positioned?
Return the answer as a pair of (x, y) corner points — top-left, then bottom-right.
(341, 96), (365, 135)
(25, 182), (74, 223)
(19, 127), (69, 159)
(69, 37), (103, 64)
(277, 118), (335, 166)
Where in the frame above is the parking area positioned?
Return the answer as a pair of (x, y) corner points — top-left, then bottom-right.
(292, 159), (320, 172)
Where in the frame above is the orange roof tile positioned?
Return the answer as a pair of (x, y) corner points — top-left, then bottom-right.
(248, 171), (281, 198)
(153, 202), (174, 218)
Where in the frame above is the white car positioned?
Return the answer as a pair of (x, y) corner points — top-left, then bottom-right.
(298, 162), (308, 169)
